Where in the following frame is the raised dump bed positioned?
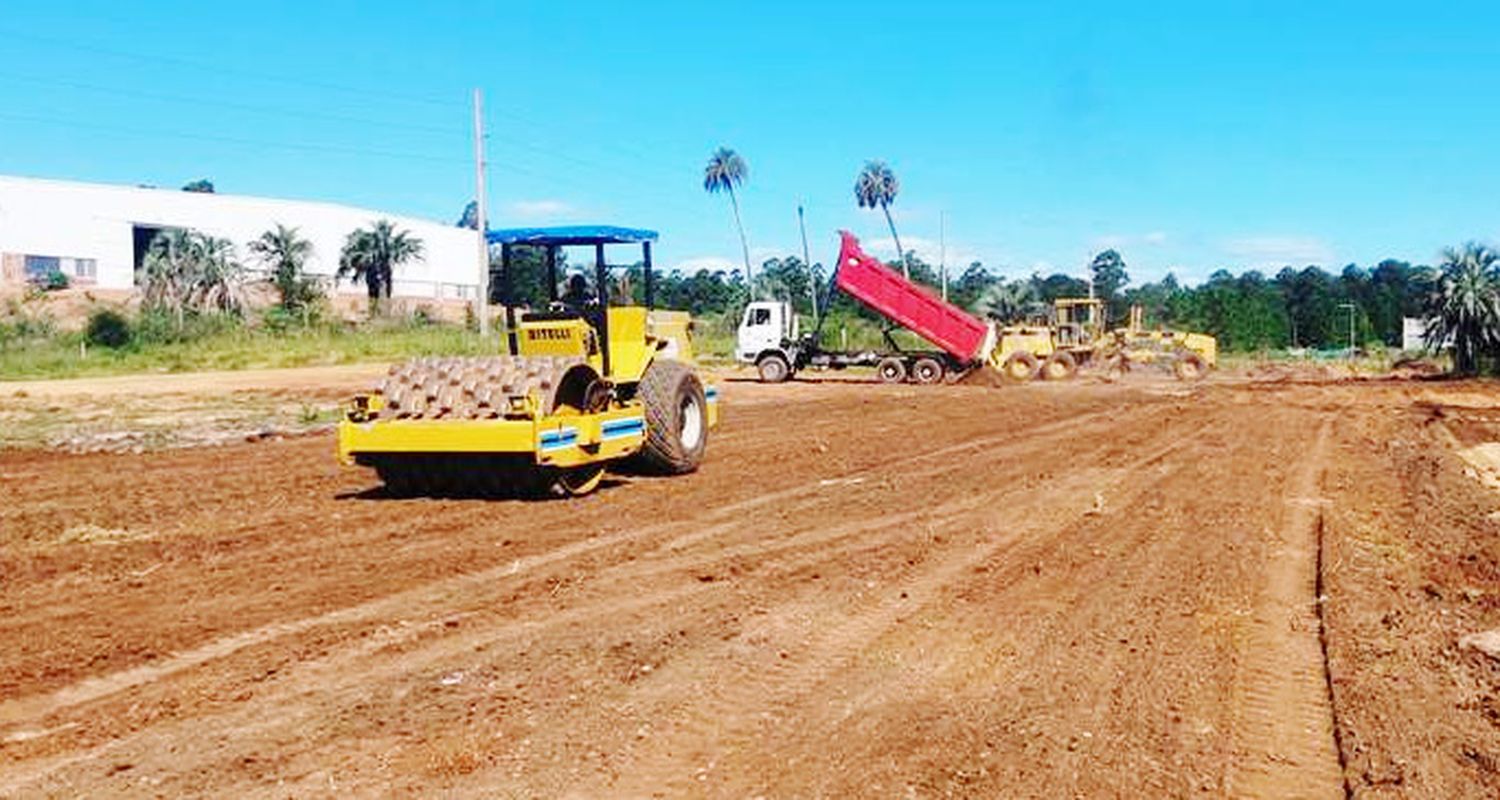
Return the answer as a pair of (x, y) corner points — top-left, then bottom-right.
(736, 231), (996, 384)
(831, 230), (992, 364)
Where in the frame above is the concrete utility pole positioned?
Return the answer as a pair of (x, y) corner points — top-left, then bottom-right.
(798, 204), (816, 320)
(939, 210), (947, 301)
(1338, 302), (1356, 356)
(472, 88), (491, 337)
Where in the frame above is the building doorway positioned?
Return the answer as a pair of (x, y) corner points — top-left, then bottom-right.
(132, 224), (179, 285)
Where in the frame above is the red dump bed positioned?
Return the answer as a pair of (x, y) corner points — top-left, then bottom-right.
(834, 230), (991, 362)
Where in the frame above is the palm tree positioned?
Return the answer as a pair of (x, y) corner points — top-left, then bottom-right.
(854, 160), (907, 278)
(249, 224), (318, 312)
(141, 229), (197, 331)
(338, 220), (425, 313)
(703, 147), (753, 296)
(140, 229), (248, 326)
(190, 234), (247, 315)
(1424, 242), (1500, 375)
(975, 281), (1035, 323)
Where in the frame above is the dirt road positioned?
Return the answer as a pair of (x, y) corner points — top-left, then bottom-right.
(2, 376), (1498, 796)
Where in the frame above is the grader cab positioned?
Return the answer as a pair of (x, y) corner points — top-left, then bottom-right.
(337, 226), (718, 497)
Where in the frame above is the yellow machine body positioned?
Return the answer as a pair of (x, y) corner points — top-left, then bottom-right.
(336, 305), (718, 468)
(336, 227), (719, 496)
(337, 394), (654, 469)
(512, 307), (693, 382)
(986, 297), (1217, 376)
(990, 326), (1055, 370)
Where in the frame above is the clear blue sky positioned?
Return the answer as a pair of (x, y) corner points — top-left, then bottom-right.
(1, 1), (1497, 284)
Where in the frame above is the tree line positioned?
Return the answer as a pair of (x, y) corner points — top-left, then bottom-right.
(132, 220), (426, 329)
(510, 240), (1496, 372)
(690, 145), (1500, 372)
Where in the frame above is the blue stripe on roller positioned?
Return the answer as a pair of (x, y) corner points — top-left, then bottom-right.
(601, 417), (645, 440)
(539, 426), (579, 451)
(704, 386), (719, 401)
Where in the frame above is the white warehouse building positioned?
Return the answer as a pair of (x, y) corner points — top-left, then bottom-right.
(0, 174), (480, 301)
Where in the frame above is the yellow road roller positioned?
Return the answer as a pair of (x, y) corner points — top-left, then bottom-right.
(337, 226), (718, 497)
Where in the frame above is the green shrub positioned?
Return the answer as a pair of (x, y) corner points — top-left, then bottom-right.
(262, 306), (297, 334)
(85, 309), (132, 348)
(44, 269), (70, 291)
(134, 310), (242, 345)
(133, 310), (183, 345)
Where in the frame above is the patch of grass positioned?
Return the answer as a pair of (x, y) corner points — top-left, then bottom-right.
(0, 320), (493, 380)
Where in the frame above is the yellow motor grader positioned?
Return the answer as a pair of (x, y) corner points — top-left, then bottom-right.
(337, 226), (718, 497)
(991, 297), (1217, 382)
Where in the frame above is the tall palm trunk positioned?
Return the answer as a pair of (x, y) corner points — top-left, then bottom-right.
(728, 187), (753, 300)
(882, 203), (907, 279)
(1458, 320), (1478, 375)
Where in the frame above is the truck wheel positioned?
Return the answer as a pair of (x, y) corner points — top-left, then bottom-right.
(876, 357), (907, 384)
(636, 359), (708, 474)
(756, 353), (791, 383)
(911, 357), (944, 384)
(1042, 352), (1078, 380)
(1002, 352), (1039, 383)
(1173, 352), (1207, 381)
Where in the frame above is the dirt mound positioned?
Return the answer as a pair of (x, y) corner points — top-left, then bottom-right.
(955, 364), (1008, 387)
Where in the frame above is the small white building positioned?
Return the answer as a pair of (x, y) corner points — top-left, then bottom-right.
(0, 174), (480, 301)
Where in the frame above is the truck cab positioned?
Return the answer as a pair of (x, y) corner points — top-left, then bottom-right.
(736, 300), (800, 380)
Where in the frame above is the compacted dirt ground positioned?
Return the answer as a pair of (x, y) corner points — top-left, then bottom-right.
(2, 372), (1499, 797)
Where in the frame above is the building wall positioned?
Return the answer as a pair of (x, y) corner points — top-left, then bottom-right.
(0, 175), (480, 299)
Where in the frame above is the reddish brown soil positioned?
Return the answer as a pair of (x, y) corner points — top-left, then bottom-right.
(2, 375), (1499, 797)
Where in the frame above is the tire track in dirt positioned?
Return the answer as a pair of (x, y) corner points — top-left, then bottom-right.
(0, 582), (716, 797)
(1227, 417), (1345, 799)
(0, 401), (1150, 736)
(0, 400), (1172, 793)
(688, 399), (1324, 797)
(589, 437), (1191, 796)
(0, 434), (1156, 794)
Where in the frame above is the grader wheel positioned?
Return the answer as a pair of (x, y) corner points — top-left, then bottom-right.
(1002, 352), (1040, 383)
(1042, 352), (1078, 381)
(1102, 354), (1128, 383)
(1173, 352), (1208, 381)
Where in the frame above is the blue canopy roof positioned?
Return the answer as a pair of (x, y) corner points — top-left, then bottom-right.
(486, 225), (658, 246)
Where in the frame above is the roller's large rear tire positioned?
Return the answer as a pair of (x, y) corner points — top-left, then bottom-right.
(636, 359), (708, 474)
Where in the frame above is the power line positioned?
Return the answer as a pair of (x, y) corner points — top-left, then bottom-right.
(0, 70), (470, 138)
(0, 111), (472, 165)
(0, 108), (716, 221)
(0, 26), (464, 110)
(0, 68), (704, 210)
